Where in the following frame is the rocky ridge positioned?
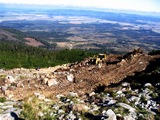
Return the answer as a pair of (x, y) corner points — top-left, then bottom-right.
(0, 49), (160, 119)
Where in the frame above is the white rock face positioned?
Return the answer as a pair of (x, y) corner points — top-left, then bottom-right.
(106, 109), (117, 120)
(47, 79), (58, 87)
(67, 74), (74, 82)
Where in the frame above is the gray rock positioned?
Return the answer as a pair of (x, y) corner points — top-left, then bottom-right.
(107, 100), (117, 105)
(66, 111), (76, 120)
(116, 91), (125, 97)
(129, 96), (140, 102)
(106, 109), (117, 120)
(68, 92), (78, 97)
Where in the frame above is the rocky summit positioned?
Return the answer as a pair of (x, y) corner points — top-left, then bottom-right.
(0, 50), (160, 119)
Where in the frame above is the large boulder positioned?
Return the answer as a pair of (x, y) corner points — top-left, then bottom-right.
(117, 103), (137, 120)
(105, 109), (117, 120)
(0, 103), (22, 120)
(5, 76), (16, 84)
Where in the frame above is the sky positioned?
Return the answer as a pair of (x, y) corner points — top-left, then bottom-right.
(0, 0), (160, 12)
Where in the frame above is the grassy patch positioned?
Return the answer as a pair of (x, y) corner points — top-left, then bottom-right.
(0, 97), (6, 103)
(20, 96), (55, 120)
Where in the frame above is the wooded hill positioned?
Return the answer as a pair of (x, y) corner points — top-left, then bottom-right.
(0, 42), (95, 69)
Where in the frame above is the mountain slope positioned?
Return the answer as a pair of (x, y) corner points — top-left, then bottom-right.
(0, 28), (44, 47)
(0, 49), (159, 100)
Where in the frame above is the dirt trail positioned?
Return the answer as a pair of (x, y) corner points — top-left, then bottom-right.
(0, 50), (160, 100)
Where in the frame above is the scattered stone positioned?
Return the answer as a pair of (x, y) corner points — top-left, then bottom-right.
(107, 100), (117, 105)
(66, 111), (76, 120)
(34, 92), (41, 97)
(68, 92), (78, 97)
(89, 92), (95, 96)
(0, 69), (4, 72)
(47, 78), (58, 87)
(117, 103), (136, 112)
(38, 94), (45, 100)
(38, 111), (44, 117)
(122, 82), (130, 87)
(116, 91), (125, 97)
(72, 104), (89, 112)
(67, 74), (74, 82)
(16, 81), (24, 88)
(58, 109), (65, 114)
(1, 86), (8, 92)
(144, 83), (152, 87)
(129, 96), (140, 103)
(155, 82), (160, 86)
(43, 78), (49, 84)
(44, 98), (52, 102)
(56, 94), (65, 99)
(4, 90), (14, 98)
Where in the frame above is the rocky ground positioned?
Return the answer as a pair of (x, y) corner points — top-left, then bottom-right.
(0, 49), (160, 119)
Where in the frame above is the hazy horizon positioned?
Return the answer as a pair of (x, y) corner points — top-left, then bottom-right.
(0, 0), (160, 13)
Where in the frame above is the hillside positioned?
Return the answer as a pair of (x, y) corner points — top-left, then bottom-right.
(0, 28), (44, 47)
(0, 49), (160, 119)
